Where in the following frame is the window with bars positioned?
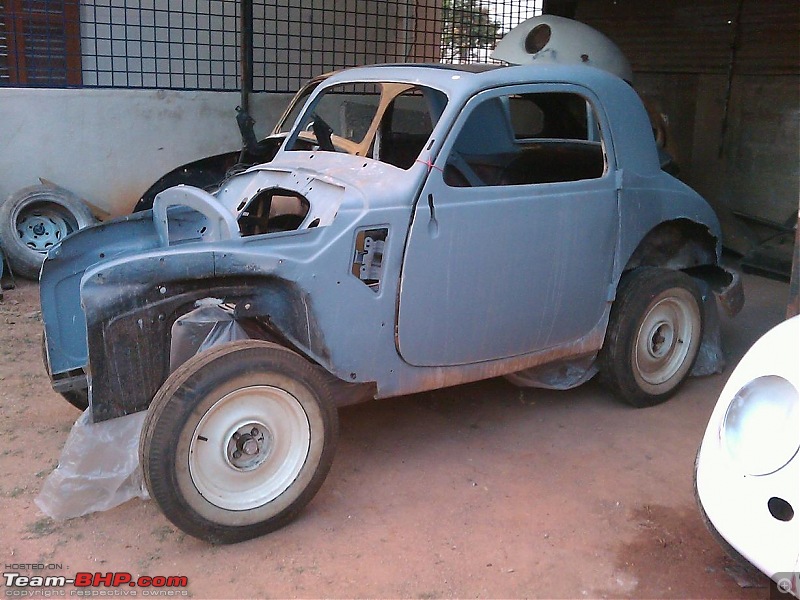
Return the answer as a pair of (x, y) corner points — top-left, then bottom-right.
(0, 0), (541, 92)
(0, 3), (7, 83)
(2, 0), (81, 85)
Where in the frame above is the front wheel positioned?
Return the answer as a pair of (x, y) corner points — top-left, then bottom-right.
(600, 267), (703, 408)
(140, 340), (338, 544)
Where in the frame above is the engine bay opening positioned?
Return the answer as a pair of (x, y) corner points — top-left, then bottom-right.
(238, 188), (310, 236)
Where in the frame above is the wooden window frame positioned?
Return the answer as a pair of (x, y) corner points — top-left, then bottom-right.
(2, 0), (82, 86)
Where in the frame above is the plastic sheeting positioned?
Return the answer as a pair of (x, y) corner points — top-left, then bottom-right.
(169, 300), (249, 372)
(36, 299), (249, 521)
(504, 353), (599, 390)
(35, 409), (149, 520)
(691, 279), (726, 377)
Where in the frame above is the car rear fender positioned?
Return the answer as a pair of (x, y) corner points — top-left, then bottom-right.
(621, 218), (743, 316)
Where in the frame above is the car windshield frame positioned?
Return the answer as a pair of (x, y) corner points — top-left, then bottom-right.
(271, 75), (331, 135)
(284, 79), (449, 170)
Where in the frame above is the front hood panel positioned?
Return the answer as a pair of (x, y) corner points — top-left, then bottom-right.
(41, 151), (420, 378)
(221, 152), (423, 217)
(41, 213), (162, 375)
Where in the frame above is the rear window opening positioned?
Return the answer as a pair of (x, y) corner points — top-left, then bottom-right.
(238, 189), (310, 236)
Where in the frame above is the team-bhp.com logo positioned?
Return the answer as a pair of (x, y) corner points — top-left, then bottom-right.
(3, 569), (188, 597)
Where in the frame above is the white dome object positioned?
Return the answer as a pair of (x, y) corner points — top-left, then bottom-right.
(491, 15), (633, 82)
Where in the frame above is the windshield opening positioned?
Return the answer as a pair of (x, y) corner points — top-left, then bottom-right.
(288, 82), (448, 170)
(275, 79), (326, 135)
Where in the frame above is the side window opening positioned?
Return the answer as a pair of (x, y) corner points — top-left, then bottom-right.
(444, 91), (606, 188)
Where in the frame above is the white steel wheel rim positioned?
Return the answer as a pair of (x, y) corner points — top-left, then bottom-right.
(634, 291), (697, 388)
(16, 205), (73, 253)
(188, 385), (311, 511)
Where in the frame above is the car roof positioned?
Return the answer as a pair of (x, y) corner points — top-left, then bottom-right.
(323, 61), (626, 96)
(319, 62), (661, 176)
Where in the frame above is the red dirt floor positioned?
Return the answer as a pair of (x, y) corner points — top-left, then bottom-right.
(0, 272), (788, 599)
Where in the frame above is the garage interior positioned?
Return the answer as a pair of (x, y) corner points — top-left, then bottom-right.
(0, 0), (798, 597)
(569, 0), (799, 284)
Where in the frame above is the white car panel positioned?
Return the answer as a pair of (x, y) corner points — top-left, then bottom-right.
(696, 315), (800, 586)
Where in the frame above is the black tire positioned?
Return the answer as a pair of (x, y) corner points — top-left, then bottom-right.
(40, 332), (89, 411)
(600, 267), (703, 408)
(0, 185), (96, 279)
(140, 340), (338, 544)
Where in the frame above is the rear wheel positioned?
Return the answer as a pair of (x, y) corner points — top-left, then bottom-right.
(600, 267), (703, 407)
(140, 340), (338, 544)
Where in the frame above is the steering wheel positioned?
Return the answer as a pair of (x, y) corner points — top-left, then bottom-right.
(310, 114), (336, 152)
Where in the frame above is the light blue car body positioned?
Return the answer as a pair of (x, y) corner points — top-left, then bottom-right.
(40, 63), (739, 422)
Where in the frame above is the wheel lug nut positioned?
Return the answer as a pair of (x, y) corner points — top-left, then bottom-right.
(233, 450), (242, 459)
(242, 438), (259, 455)
(251, 427), (259, 436)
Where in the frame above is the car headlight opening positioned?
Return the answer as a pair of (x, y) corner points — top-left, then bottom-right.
(722, 375), (800, 476)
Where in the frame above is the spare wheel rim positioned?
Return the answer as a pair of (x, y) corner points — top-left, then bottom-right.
(16, 205), (73, 253)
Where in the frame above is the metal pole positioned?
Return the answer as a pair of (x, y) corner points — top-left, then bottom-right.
(718, 0), (744, 159)
(237, 0), (255, 160)
(240, 0), (253, 115)
(787, 204), (800, 319)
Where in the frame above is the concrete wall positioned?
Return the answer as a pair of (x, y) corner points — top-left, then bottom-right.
(0, 87), (293, 217)
(722, 76), (799, 224)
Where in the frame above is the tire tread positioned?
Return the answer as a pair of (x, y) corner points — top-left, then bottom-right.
(599, 267), (703, 408)
(140, 340), (338, 544)
(0, 185), (95, 279)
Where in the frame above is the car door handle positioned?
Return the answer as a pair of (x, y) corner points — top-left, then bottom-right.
(427, 193), (439, 237)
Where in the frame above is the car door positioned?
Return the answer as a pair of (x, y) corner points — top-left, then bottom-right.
(397, 84), (619, 367)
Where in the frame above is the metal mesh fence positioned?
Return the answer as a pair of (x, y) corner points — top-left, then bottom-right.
(1, 0), (541, 92)
(80, 1), (241, 89)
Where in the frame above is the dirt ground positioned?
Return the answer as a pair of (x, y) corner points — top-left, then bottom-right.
(0, 272), (788, 599)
